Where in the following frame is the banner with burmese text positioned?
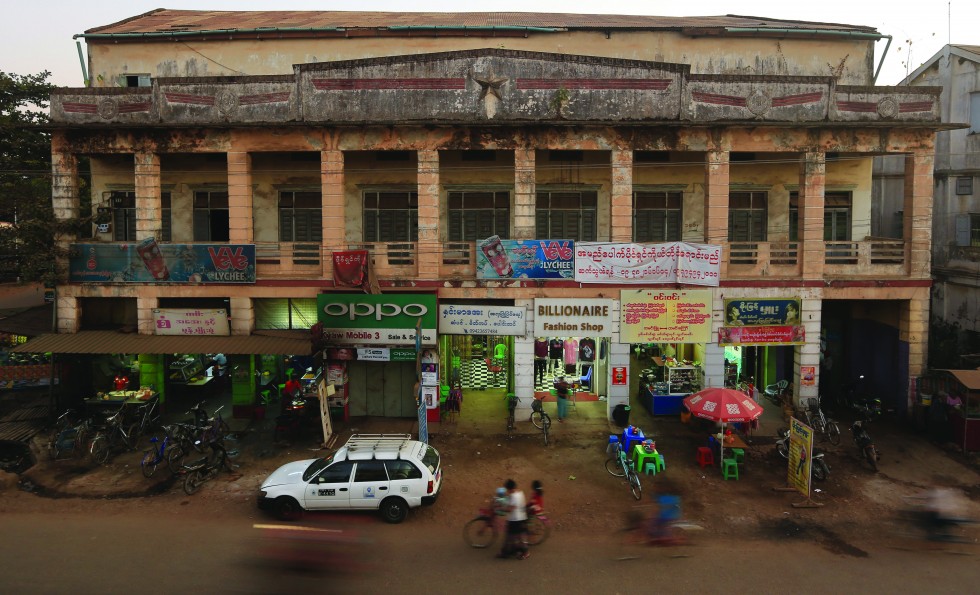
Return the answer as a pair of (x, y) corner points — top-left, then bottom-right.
(575, 242), (721, 286)
(620, 289), (712, 343)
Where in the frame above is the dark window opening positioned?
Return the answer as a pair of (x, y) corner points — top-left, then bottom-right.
(447, 190), (510, 241)
(363, 191), (419, 242)
(633, 191), (682, 242)
(535, 190), (597, 241)
(193, 190), (230, 242)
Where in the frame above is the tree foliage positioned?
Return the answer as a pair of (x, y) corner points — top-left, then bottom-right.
(0, 70), (90, 284)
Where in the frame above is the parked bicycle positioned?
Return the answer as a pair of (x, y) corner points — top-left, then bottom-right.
(162, 422), (199, 472)
(605, 442), (642, 500)
(140, 424), (183, 478)
(463, 504), (550, 548)
(802, 398), (841, 445)
(47, 410), (95, 460)
(529, 398), (551, 445)
(126, 395), (161, 451)
(89, 407), (139, 465)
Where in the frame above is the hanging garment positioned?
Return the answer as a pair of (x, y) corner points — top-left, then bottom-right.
(548, 338), (564, 360)
(579, 337), (596, 362)
(563, 338), (579, 366)
(534, 338), (549, 359)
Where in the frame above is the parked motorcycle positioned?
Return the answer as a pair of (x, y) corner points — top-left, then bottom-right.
(851, 420), (880, 472)
(182, 441), (237, 495)
(774, 428), (829, 481)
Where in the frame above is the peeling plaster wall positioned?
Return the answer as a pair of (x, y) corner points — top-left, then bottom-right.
(86, 33), (874, 87)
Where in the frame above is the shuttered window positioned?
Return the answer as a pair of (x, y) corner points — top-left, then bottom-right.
(535, 190), (597, 241)
(633, 191), (682, 242)
(447, 190), (510, 241)
(193, 190), (229, 242)
(728, 191), (768, 242)
(279, 191), (323, 242)
(788, 192), (851, 241)
(363, 191), (419, 242)
(111, 191), (172, 242)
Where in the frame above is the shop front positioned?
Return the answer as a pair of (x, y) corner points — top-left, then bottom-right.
(620, 289), (711, 416)
(437, 302), (525, 418)
(316, 293), (437, 420)
(532, 297), (615, 417)
(719, 297), (806, 400)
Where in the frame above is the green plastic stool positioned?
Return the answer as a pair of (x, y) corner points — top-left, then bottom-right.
(721, 458), (739, 480)
(643, 462), (658, 476)
(654, 452), (666, 473)
(730, 448), (746, 465)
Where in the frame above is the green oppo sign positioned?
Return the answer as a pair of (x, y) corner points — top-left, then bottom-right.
(317, 293), (438, 346)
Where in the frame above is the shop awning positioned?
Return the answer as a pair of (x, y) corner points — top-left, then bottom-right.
(945, 369), (980, 391)
(9, 330), (311, 355)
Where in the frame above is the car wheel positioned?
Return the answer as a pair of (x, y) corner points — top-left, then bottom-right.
(380, 497), (408, 524)
(274, 496), (303, 521)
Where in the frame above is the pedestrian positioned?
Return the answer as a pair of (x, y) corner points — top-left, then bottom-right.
(554, 376), (571, 423)
(497, 479), (530, 560)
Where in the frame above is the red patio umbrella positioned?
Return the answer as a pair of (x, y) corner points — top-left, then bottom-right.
(683, 387), (764, 466)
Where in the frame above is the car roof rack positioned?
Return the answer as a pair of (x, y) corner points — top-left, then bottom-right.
(343, 433), (414, 457)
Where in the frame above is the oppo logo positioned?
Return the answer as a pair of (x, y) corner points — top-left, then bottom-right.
(322, 302), (428, 321)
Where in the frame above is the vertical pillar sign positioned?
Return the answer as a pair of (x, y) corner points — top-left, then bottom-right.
(415, 318), (428, 444)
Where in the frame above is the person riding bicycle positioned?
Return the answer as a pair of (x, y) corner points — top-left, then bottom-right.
(493, 486), (509, 517)
(528, 480), (545, 517)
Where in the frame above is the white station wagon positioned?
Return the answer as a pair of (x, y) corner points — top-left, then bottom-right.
(258, 434), (442, 523)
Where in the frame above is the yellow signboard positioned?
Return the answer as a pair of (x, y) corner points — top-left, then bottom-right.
(787, 417), (815, 497)
(619, 289), (712, 343)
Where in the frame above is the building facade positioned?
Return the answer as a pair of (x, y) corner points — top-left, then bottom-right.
(21, 10), (944, 423)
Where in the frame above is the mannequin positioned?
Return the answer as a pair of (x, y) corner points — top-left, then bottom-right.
(534, 338), (548, 385)
(548, 337), (564, 375)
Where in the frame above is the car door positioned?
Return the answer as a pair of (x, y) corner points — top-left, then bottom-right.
(349, 460), (391, 509)
(304, 461), (354, 510)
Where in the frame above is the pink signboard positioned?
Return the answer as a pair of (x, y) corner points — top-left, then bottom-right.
(718, 325), (805, 346)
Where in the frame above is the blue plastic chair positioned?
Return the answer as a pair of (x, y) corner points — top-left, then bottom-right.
(579, 366), (593, 391)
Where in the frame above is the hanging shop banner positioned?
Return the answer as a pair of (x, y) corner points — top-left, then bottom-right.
(317, 293), (437, 346)
(620, 289), (712, 343)
(438, 304), (526, 336)
(152, 309), (230, 336)
(574, 242), (721, 286)
(533, 298), (615, 337)
(333, 250), (370, 287)
(788, 417), (815, 498)
(68, 241), (255, 284)
(718, 325), (806, 346)
(476, 236), (575, 280)
(723, 298), (802, 327)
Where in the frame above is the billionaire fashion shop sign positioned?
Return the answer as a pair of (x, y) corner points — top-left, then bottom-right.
(533, 298), (615, 337)
(574, 242), (721, 286)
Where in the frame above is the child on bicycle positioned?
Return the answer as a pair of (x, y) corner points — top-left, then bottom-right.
(493, 486), (509, 517)
(528, 480), (545, 517)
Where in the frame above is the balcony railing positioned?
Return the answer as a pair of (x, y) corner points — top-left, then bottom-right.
(255, 242), (323, 277)
(440, 242), (477, 278)
(348, 242), (417, 276)
(824, 239), (905, 265)
(726, 242), (801, 276)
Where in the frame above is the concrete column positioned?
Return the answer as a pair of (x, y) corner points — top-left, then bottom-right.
(799, 151), (826, 280)
(795, 298), (822, 407)
(227, 151), (253, 243)
(607, 341), (630, 422)
(51, 138), (79, 267)
(56, 295), (79, 334)
(513, 299), (535, 416)
(610, 149), (634, 242)
(902, 289), (930, 385)
(513, 149), (536, 239)
(136, 294), (159, 335)
(134, 151), (162, 240)
(229, 297), (254, 336)
(417, 150), (441, 278)
(904, 151), (934, 278)
(321, 150), (345, 278)
(704, 151), (729, 277)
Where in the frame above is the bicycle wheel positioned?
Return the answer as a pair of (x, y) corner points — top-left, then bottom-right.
(628, 470), (642, 501)
(530, 410), (544, 429)
(141, 450), (159, 478)
(165, 444), (186, 474)
(827, 422), (842, 445)
(463, 517), (497, 548)
(125, 423), (143, 450)
(90, 434), (111, 465)
(865, 446), (879, 472)
(72, 426), (90, 458)
(605, 456), (626, 477)
(525, 515), (550, 546)
(541, 414), (551, 445)
(184, 470), (206, 495)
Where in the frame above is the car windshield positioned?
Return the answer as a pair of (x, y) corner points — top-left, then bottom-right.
(303, 453), (336, 482)
(421, 445), (440, 474)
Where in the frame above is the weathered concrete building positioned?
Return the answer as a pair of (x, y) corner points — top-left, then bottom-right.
(18, 10), (947, 424)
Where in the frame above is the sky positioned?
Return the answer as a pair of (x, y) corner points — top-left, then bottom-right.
(4, 0), (976, 87)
